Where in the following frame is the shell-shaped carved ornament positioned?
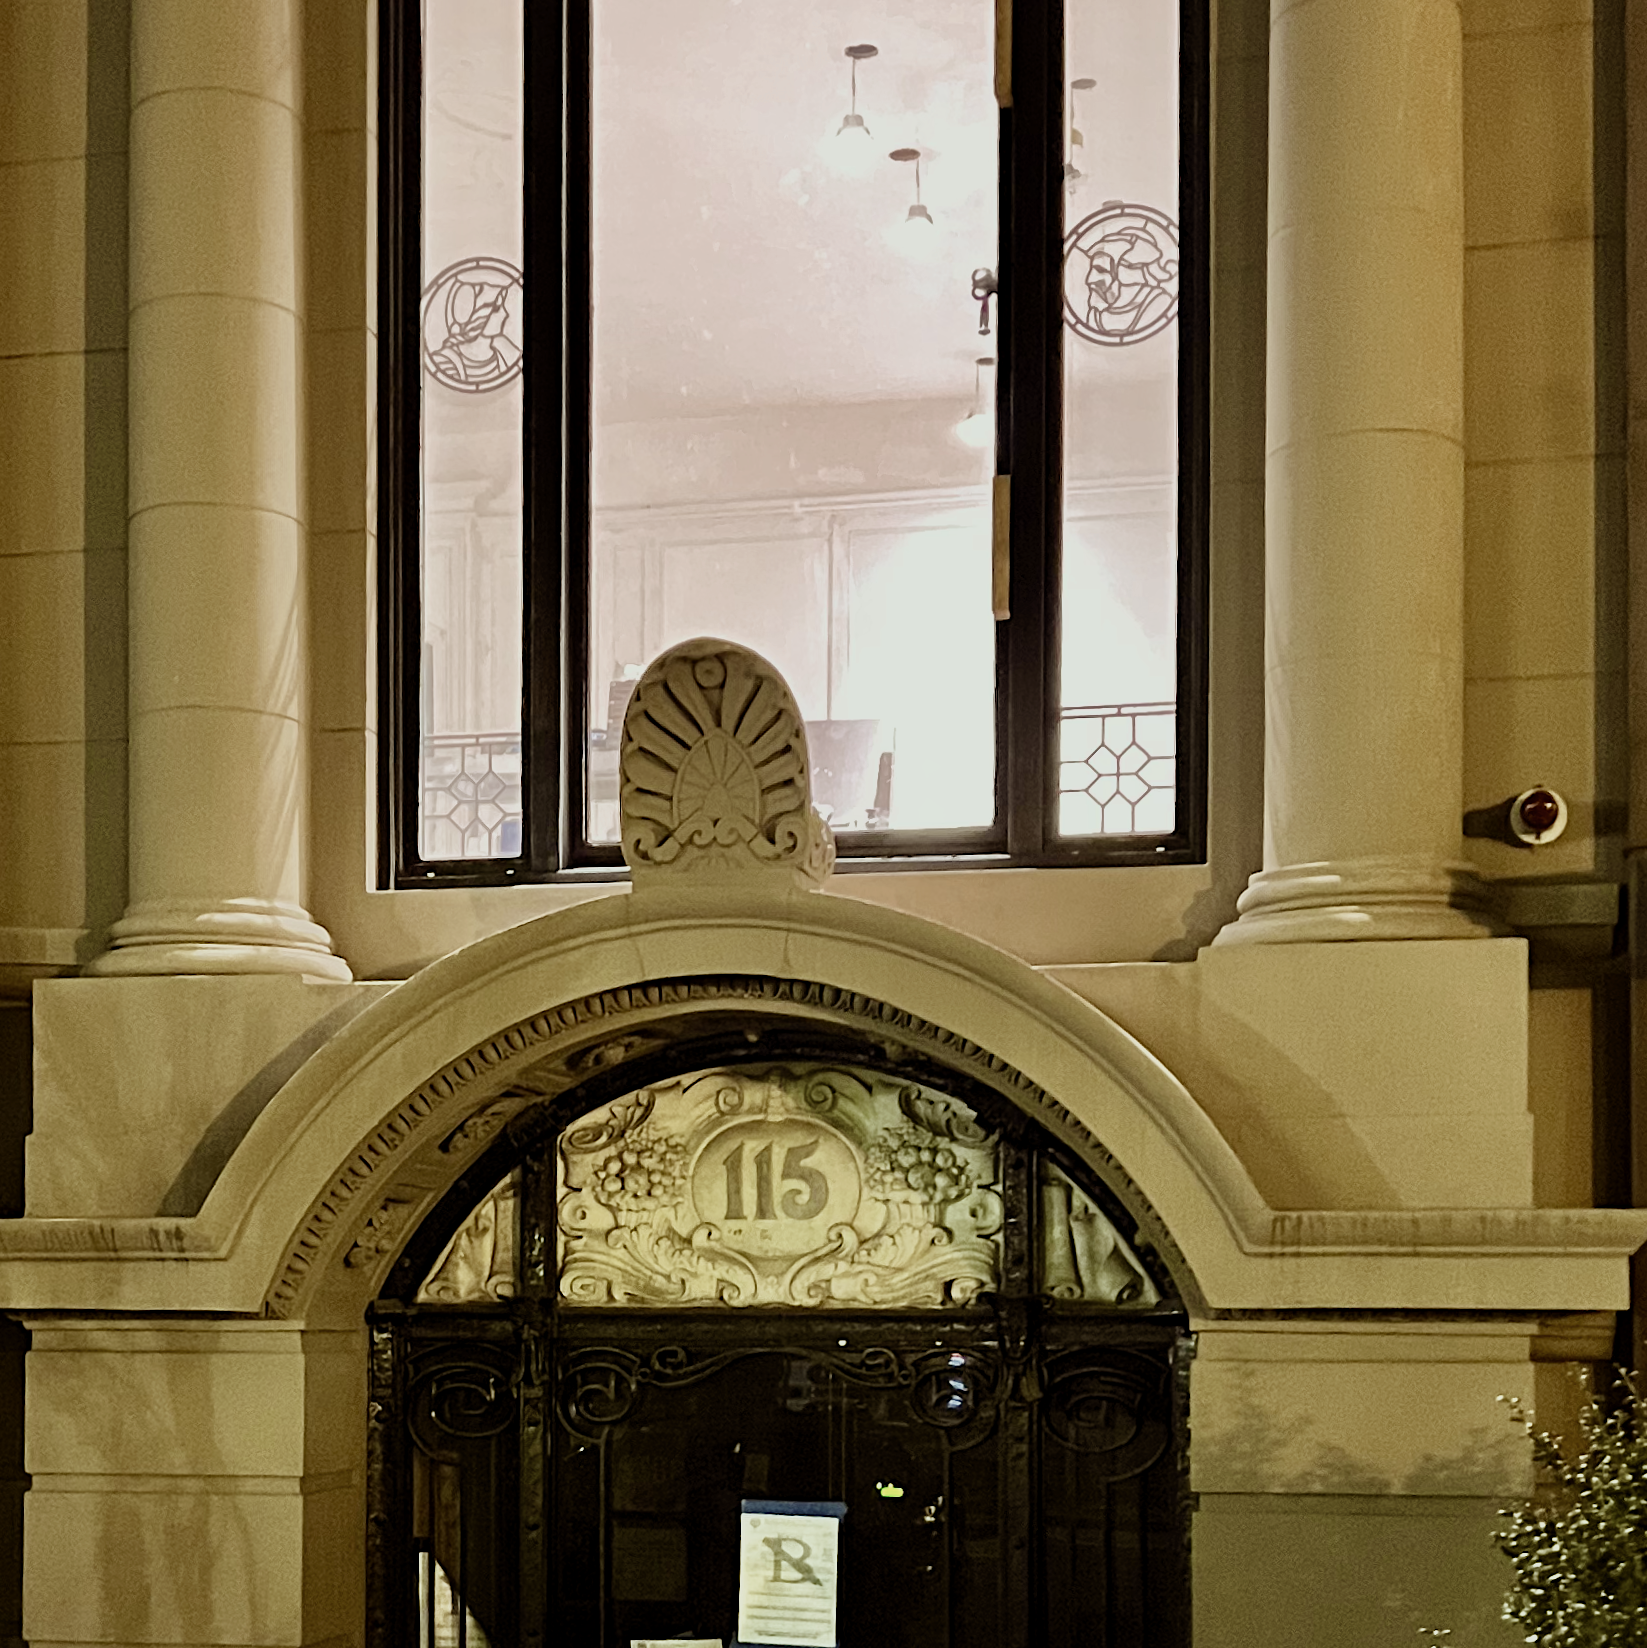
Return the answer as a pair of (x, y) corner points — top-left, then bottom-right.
(619, 638), (835, 886)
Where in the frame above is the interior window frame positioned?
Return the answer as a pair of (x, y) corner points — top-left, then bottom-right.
(378, 0), (1211, 888)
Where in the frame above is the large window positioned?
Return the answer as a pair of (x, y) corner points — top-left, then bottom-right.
(381, 0), (1208, 882)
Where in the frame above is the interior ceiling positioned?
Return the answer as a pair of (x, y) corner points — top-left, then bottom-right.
(590, 0), (998, 422)
(428, 0), (1176, 427)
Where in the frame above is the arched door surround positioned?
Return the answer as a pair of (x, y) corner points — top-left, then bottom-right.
(371, 1047), (1192, 1648)
(1, 885), (1640, 1321)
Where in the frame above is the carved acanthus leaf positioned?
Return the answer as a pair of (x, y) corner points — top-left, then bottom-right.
(619, 638), (835, 887)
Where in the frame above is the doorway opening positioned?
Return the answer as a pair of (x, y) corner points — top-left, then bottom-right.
(369, 1033), (1191, 1648)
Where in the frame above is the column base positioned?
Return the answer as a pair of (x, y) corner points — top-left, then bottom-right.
(1212, 857), (1508, 946)
(86, 899), (352, 981)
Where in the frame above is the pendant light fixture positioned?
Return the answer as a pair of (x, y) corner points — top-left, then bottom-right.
(1065, 76), (1096, 190)
(889, 147), (936, 255)
(824, 43), (879, 177)
(954, 356), (996, 449)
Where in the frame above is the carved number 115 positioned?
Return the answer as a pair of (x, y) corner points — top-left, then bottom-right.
(722, 1138), (828, 1221)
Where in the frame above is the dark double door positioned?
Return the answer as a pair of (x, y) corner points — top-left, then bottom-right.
(372, 1304), (1191, 1648)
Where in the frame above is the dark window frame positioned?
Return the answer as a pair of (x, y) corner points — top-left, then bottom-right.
(378, 0), (1210, 888)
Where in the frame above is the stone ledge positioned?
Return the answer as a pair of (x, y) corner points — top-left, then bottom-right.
(0, 1204), (1640, 1317)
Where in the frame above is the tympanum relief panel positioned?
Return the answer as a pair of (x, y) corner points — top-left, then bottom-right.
(557, 1065), (1002, 1308)
(418, 1062), (1161, 1311)
(419, 1169), (520, 1303)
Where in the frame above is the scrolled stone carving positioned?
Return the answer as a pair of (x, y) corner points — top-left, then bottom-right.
(345, 1193), (419, 1269)
(619, 638), (835, 887)
(898, 1083), (993, 1146)
(563, 1090), (655, 1155)
(556, 1063), (1002, 1309)
(439, 1100), (514, 1157)
(418, 1171), (520, 1304)
(265, 971), (1186, 1319)
(1037, 1161), (1158, 1307)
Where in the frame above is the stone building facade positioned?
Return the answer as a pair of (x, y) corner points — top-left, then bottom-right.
(1, 0), (1646, 1643)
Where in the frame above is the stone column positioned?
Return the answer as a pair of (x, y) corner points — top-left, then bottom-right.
(92, 1), (349, 980)
(1216, 0), (1499, 944)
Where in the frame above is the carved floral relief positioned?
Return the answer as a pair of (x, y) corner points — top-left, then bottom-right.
(414, 1068), (1162, 1312)
(555, 1065), (1003, 1308)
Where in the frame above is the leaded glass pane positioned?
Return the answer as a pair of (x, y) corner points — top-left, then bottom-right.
(1059, 0), (1181, 837)
(418, 0), (525, 860)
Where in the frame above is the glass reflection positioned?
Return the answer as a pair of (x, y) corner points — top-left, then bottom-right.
(587, 1), (1000, 842)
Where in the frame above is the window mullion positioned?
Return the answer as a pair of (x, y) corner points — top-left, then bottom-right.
(1175, 0), (1213, 860)
(1002, 0), (1063, 862)
(523, 0), (588, 874)
(380, 0), (428, 883)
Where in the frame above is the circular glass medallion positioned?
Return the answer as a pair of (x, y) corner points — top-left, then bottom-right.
(1061, 203), (1179, 346)
(420, 255), (525, 392)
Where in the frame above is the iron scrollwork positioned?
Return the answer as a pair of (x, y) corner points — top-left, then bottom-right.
(558, 1343), (758, 1443)
(407, 1344), (520, 1460)
(557, 1342), (1003, 1446)
(908, 1347), (1002, 1435)
(1042, 1349), (1171, 1480)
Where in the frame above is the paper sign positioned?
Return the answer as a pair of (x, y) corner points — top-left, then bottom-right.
(736, 1500), (846, 1648)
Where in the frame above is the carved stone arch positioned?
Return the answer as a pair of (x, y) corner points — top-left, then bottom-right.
(268, 969), (1198, 1323)
(351, 947), (1203, 1648)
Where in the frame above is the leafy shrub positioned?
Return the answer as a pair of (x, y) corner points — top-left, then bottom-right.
(1496, 1373), (1647, 1645)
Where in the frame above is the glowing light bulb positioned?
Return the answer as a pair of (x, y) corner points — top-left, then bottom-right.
(821, 111), (877, 178)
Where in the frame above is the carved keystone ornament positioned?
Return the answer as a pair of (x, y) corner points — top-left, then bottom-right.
(620, 638), (835, 887)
